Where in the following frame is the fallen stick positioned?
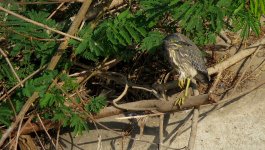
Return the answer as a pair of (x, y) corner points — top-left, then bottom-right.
(208, 38), (265, 75)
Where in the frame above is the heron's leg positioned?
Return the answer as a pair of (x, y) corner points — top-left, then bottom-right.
(175, 78), (191, 106)
(184, 78), (191, 97)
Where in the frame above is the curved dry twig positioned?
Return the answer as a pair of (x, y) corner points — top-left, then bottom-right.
(102, 72), (156, 111)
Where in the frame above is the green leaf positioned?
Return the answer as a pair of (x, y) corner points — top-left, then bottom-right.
(40, 93), (54, 108)
(140, 31), (165, 53)
(85, 96), (107, 114)
(119, 26), (132, 45)
(70, 114), (88, 135)
(125, 24), (141, 43)
(233, 3), (244, 15)
(0, 106), (12, 126)
(168, 0), (180, 6)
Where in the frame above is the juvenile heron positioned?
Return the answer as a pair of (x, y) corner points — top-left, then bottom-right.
(163, 33), (210, 106)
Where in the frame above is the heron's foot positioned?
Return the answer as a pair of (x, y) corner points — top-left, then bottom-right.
(178, 78), (186, 89)
(174, 96), (187, 106)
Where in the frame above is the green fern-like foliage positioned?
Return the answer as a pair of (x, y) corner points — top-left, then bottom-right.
(85, 96), (107, 114)
(138, 0), (262, 44)
(0, 0), (263, 136)
(70, 9), (153, 61)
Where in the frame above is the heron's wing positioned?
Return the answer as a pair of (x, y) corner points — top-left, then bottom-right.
(176, 34), (208, 75)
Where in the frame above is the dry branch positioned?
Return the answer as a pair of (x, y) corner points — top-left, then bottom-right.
(84, 0), (124, 21)
(0, 6), (82, 41)
(95, 76), (265, 119)
(0, 66), (46, 101)
(207, 37), (265, 74)
(187, 107), (199, 150)
(0, 48), (23, 87)
(232, 45), (262, 93)
(94, 93), (209, 119)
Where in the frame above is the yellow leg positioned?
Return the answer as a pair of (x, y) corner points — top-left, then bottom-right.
(175, 78), (191, 106)
(184, 78), (190, 97)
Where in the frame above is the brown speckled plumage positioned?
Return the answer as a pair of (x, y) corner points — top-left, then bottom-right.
(163, 33), (209, 83)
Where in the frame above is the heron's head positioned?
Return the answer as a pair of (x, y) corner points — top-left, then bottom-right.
(163, 34), (183, 52)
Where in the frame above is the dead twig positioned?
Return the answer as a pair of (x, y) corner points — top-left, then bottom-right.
(37, 114), (56, 148)
(159, 114), (164, 150)
(187, 107), (199, 150)
(55, 126), (61, 150)
(208, 38), (265, 75)
(0, 6), (82, 41)
(2, 26), (66, 42)
(47, 2), (65, 19)
(16, 0), (83, 5)
(187, 86), (200, 150)
(0, 65), (46, 101)
(14, 118), (23, 150)
(101, 72), (160, 110)
(116, 113), (164, 120)
(97, 135), (102, 150)
(209, 71), (222, 94)
(0, 48), (23, 87)
(107, 72), (130, 110)
(30, 123), (46, 150)
(232, 45), (262, 93)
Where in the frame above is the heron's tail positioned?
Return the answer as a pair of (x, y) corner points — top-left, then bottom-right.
(195, 71), (211, 83)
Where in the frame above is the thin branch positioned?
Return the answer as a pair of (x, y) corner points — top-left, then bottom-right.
(0, 48), (23, 87)
(0, 6), (82, 41)
(232, 45), (262, 93)
(16, 0), (83, 5)
(208, 38), (265, 75)
(101, 72), (158, 110)
(30, 123), (46, 150)
(46, 0), (91, 70)
(0, 65), (46, 101)
(109, 73), (130, 110)
(47, 2), (65, 19)
(187, 86), (200, 150)
(208, 71), (222, 94)
(187, 107), (199, 150)
(116, 113), (164, 120)
(96, 135), (102, 150)
(55, 126), (61, 150)
(1, 26), (66, 42)
(14, 118), (23, 150)
(159, 114), (164, 150)
(36, 114), (56, 148)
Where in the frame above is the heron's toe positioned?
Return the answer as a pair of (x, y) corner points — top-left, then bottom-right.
(178, 79), (185, 89)
(175, 96), (186, 106)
